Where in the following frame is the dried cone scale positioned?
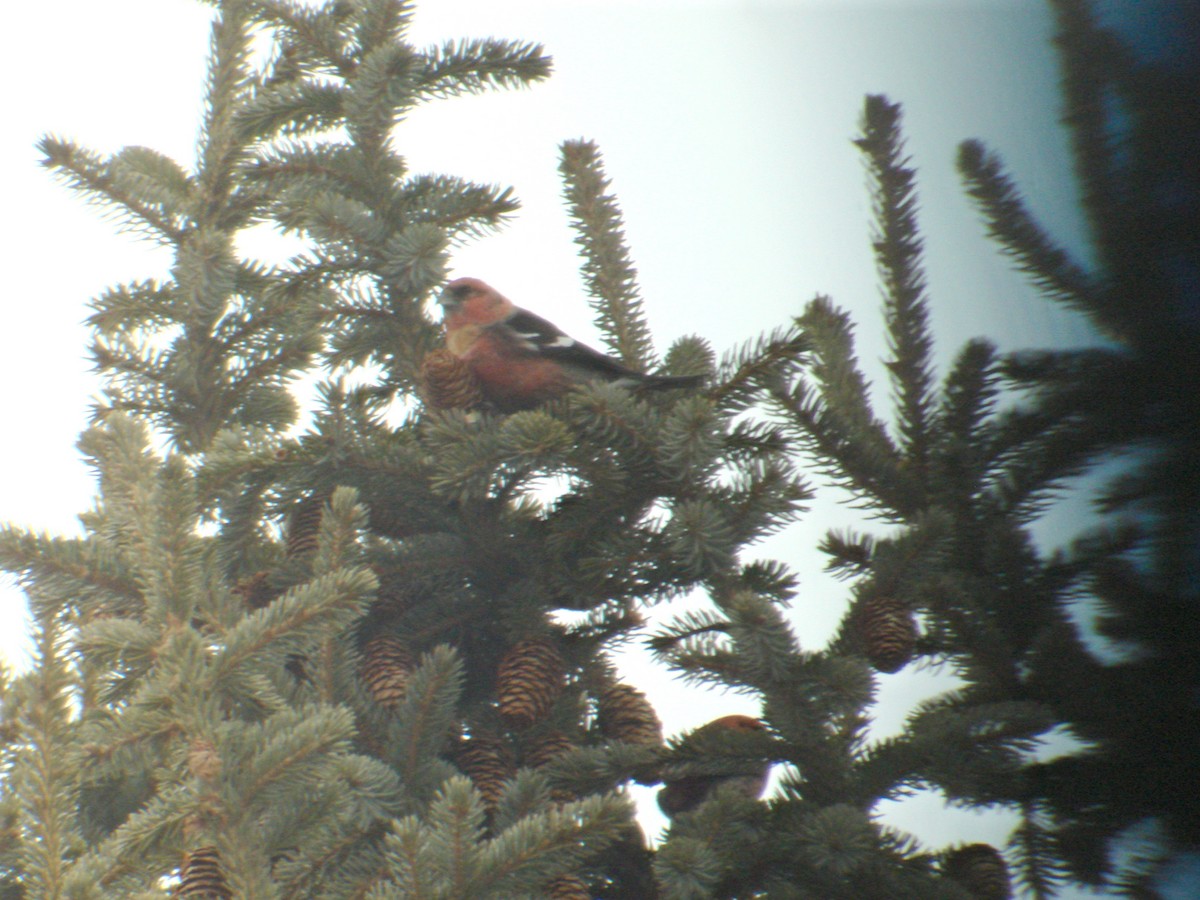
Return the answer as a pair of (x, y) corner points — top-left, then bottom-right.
(497, 637), (567, 729)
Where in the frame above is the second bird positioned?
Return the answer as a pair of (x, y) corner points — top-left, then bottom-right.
(438, 277), (704, 412)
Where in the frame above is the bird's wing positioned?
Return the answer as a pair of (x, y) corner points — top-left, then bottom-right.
(494, 308), (639, 379)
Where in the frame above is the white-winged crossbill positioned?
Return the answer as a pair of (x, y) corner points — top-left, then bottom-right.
(656, 714), (769, 816)
(438, 277), (703, 412)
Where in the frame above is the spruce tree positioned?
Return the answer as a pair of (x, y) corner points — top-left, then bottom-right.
(954, 1), (1200, 891)
(2, 1), (801, 896)
(644, 3), (1197, 897)
(2, 1), (1192, 898)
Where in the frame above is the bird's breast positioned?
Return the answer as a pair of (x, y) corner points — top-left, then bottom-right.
(446, 324), (483, 357)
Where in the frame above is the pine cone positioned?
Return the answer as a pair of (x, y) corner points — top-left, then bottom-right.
(596, 684), (662, 747)
(525, 729), (576, 769)
(942, 843), (1012, 900)
(178, 846), (232, 899)
(420, 348), (484, 410)
(285, 493), (326, 558)
(456, 736), (515, 810)
(860, 594), (916, 673)
(525, 729), (578, 804)
(546, 874), (591, 900)
(497, 637), (567, 729)
(359, 635), (415, 708)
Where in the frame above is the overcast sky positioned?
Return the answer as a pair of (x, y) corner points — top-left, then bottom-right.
(2, 0), (1124, 893)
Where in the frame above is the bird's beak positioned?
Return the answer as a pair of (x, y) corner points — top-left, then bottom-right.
(436, 288), (452, 308)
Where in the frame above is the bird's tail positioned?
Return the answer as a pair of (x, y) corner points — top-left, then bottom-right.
(635, 372), (706, 392)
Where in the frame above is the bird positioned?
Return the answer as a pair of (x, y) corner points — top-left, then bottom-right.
(656, 714), (770, 817)
(436, 277), (704, 412)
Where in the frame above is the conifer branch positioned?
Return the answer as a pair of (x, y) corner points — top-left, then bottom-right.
(563, 381), (661, 474)
(214, 567), (377, 682)
(985, 413), (1107, 523)
(715, 458), (809, 547)
(856, 95), (935, 469)
(13, 609), (80, 898)
(818, 528), (876, 579)
(982, 348), (1128, 520)
(38, 137), (188, 244)
(417, 38), (552, 99)
(345, 42), (420, 152)
(251, 0), (359, 78)
(0, 530), (141, 616)
(662, 498), (737, 580)
(937, 339), (999, 452)
(244, 141), (372, 203)
(709, 323), (808, 413)
(84, 789), (193, 881)
(233, 705), (357, 811)
(559, 140), (656, 370)
(352, 0), (417, 54)
(480, 794), (633, 895)
(957, 140), (1110, 333)
(1048, 0), (1131, 275)
(772, 297), (906, 517)
(653, 836), (722, 898)
(87, 280), (178, 335)
(647, 609), (730, 655)
(739, 558), (799, 601)
(930, 339), (1001, 509)
(720, 588), (802, 687)
(196, 0), (256, 201)
(235, 81), (347, 140)
(390, 646), (466, 787)
(399, 175), (520, 239)
(388, 777), (485, 894)
(1010, 802), (1068, 898)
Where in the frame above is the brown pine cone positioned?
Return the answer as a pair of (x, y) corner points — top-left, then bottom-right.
(596, 684), (662, 747)
(456, 736), (515, 810)
(546, 874), (591, 900)
(285, 492), (326, 558)
(178, 846), (232, 899)
(359, 635), (415, 708)
(525, 729), (576, 769)
(497, 637), (567, 729)
(860, 594), (917, 673)
(420, 348), (484, 411)
(942, 843), (1012, 900)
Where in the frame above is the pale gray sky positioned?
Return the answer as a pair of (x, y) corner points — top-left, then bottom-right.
(3, 0), (1111, 892)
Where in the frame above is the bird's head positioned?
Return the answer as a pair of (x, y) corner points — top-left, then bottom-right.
(703, 715), (765, 734)
(438, 277), (493, 313)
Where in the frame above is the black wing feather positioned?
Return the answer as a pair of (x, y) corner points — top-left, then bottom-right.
(496, 309), (640, 379)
